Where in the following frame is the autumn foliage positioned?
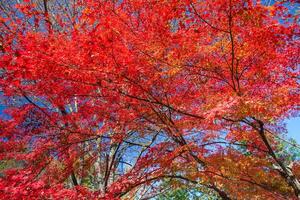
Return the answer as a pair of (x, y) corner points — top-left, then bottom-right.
(0, 0), (299, 199)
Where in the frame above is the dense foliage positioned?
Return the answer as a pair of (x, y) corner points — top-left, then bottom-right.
(0, 0), (299, 199)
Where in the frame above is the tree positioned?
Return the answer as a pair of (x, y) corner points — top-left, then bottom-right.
(0, 0), (299, 199)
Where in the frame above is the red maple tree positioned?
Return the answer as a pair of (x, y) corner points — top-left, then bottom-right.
(0, 0), (299, 199)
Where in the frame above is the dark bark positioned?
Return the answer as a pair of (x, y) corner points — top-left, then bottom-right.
(71, 172), (78, 186)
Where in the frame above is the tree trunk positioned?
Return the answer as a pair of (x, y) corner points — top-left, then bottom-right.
(255, 119), (300, 199)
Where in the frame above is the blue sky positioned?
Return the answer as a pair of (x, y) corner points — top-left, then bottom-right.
(287, 117), (300, 143)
